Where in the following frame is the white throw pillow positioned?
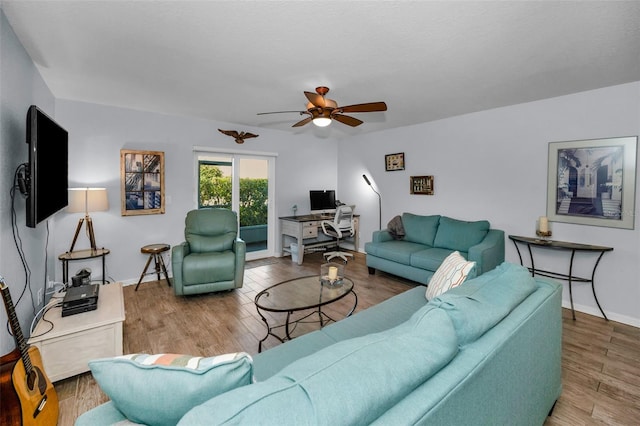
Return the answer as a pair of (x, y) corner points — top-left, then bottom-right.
(426, 251), (476, 300)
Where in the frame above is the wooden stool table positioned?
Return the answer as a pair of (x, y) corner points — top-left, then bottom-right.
(135, 243), (171, 291)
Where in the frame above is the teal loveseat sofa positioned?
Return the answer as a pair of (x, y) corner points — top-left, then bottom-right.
(76, 262), (562, 425)
(365, 213), (505, 284)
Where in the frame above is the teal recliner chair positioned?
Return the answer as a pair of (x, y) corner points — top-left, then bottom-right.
(172, 209), (246, 296)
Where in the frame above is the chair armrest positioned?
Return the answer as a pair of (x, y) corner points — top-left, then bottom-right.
(371, 229), (393, 243)
(467, 229), (505, 275)
(321, 221), (343, 238)
(171, 242), (190, 295)
(233, 238), (246, 289)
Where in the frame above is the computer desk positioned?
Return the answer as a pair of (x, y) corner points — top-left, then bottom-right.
(279, 214), (360, 265)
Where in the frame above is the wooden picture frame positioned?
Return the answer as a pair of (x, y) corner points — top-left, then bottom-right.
(385, 152), (405, 171)
(120, 149), (165, 216)
(547, 136), (637, 229)
(410, 175), (434, 195)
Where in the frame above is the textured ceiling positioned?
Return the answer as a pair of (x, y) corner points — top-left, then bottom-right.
(3, 1), (640, 136)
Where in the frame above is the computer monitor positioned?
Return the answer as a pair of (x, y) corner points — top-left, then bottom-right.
(309, 190), (336, 214)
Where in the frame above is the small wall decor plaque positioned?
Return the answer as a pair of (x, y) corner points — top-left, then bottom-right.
(410, 175), (434, 195)
(385, 152), (405, 171)
(120, 149), (165, 216)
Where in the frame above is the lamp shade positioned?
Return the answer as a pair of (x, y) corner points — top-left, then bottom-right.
(67, 188), (109, 214)
(312, 117), (332, 127)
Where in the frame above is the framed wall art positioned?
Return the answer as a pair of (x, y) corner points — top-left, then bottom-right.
(385, 152), (405, 171)
(546, 136), (637, 229)
(120, 149), (165, 216)
(410, 175), (434, 195)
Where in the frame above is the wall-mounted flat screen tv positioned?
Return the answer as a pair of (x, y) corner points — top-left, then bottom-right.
(26, 105), (68, 228)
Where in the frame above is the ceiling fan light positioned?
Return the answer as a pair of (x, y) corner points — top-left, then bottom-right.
(313, 117), (332, 127)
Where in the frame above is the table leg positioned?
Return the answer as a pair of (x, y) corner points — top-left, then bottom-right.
(568, 250), (576, 320)
(62, 259), (69, 286)
(590, 251), (609, 320)
(101, 252), (106, 284)
(297, 235), (305, 265)
(256, 305), (284, 353)
(285, 311), (293, 340)
(511, 240), (524, 266)
(526, 244), (536, 277)
(347, 291), (358, 317)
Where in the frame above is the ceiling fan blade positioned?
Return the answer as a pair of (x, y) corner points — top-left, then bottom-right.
(304, 91), (327, 108)
(332, 114), (363, 127)
(292, 116), (313, 127)
(339, 102), (387, 113)
(257, 110), (306, 115)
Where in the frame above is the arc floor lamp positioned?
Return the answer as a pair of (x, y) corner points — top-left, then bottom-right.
(362, 175), (381, 230)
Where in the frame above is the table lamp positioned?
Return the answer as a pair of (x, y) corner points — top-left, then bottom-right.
(67, 188), (109, 252)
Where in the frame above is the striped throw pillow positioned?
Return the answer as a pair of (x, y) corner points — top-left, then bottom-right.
(426, 251), (476, 300)
(89, 352), (253, 426)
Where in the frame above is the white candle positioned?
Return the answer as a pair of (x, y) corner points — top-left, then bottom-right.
(328, 266), (338, 280)
(539, 216), (549, 233)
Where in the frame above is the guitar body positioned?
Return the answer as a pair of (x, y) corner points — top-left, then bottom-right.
(1, 346), (59, 426)
(1, 348), (23, 425)
(1, 277), (59, 426)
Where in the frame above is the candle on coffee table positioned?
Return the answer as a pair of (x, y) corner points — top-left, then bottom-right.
(328, 266), (338, 280)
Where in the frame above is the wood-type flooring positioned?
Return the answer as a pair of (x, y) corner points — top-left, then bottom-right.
(51, 252), (639, 425)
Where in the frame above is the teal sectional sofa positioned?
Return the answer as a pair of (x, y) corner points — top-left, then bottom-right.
(365, 213), (505, 284)
(76, 262), (562, 425)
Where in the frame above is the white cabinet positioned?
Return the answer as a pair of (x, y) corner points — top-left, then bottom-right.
(28, 282), (125, 382)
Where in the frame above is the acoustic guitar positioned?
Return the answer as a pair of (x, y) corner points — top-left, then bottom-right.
(1, 276), (59, 426)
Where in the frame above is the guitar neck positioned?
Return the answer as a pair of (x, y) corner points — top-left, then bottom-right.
(0, 278), (33, 376)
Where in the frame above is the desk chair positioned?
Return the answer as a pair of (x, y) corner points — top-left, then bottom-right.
(321, 205), (355, 262)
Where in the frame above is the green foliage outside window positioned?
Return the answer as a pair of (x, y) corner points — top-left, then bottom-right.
(199, 163), (268, 227)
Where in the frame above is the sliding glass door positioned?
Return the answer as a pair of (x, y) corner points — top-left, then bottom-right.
(196, 151), (275, 260)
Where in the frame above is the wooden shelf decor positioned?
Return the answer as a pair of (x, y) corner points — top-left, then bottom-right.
(120, 149), (165, 216)
(410, 175), (434, 195)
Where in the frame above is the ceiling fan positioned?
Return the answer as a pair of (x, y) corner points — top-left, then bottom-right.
(257, 86), (387, 128)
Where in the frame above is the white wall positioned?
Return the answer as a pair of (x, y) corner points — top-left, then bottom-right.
(1, 10), (57, 353)
(340, 81), (640, 326)
(53, 100), (338, 284)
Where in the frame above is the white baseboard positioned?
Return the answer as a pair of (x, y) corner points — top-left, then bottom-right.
(562, 300), (640, 327)
(119, 276), (172, 287)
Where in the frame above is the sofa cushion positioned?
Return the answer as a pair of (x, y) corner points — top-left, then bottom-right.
(433, 216), (490, 252)
(410, 247), (459, 271)
(426, 251), (476, 300)
(429, 262), (537, 346)
(89, 352), (253, 426)
(179, 306), (458, 425)
(402, 213), (441, 246)
(364, 240), (427, 265)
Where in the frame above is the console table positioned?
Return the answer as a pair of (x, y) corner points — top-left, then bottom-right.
(27, 282), (125, 381)
(508, 235), (612, 320)
(59, 248), (110, 285)
(280, 215), (359, 265)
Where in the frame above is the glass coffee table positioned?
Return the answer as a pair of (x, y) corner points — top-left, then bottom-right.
(255, 275), (357, 352)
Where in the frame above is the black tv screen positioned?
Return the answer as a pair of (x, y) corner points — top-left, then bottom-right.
(26, 105), (68, 228)
(309, 190), (336, 212)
